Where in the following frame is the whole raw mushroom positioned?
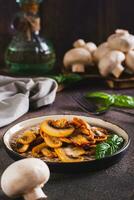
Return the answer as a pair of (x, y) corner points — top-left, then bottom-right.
(73, 39), (97, 64)
(98, 50), (125, 78)
(63, 48), (92, 72)
(126, 50), (134, 72)
(1, 158), (50, 200)
(93, 42), (111, 62)
(107, 29), (134, 52)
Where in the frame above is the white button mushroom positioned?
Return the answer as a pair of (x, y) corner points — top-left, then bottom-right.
(73, 39), (97, 54)
(98, 50), (125, 78)
(107, 29), (134, 52)
(63, 48), (92, 72)
(126, 50), (134, 72)
(73, 39), (86, 48)
(93, 42), (111, 62)
(73, 39), (97, 65)
(1, 158), (50, 200)
(85, 42), (97, 54)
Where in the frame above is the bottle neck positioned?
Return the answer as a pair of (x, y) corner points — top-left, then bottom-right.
(21, 3), (39, 15)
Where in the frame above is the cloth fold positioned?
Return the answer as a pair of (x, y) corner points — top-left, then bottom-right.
(0, 76), (58, 127)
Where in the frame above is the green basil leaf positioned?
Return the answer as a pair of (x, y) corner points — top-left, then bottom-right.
(86, 91), (134, 110)
(113, 95), (134, 108)
(95, 134), (124, 159)
(86, 91), (115, 105)
(51, 74), (83, 86)
(96, 143), (111, 159)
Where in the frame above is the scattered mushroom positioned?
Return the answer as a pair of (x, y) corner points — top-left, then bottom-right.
(73, 39), (97, 65)
(63, 29), (134, 77)
(85, 42), (97, 54)
(73, 39), (97, 54)
(93, 42), (111, 62)
(98, 50), (125, 78)
(126, 50), (134, 72)
(63, 48), (92, 72)
(1, 158), (50, 200)
(107, 29), (134, 52)
(73, 39), (86, 48)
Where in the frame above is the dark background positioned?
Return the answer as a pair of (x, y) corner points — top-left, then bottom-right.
(0, 0), (134, 69)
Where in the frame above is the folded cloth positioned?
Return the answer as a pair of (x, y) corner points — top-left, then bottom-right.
(0, 76), (58, 128)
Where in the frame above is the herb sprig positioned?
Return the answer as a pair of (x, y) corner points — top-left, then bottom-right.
(86, 91), (134, 112)
(95, 134), (124, 159)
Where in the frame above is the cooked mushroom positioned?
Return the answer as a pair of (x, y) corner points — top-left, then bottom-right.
(41, 119), (75, 137)
(107, 29), (134, 52)
(63, 48), (92, 72)
(16, 143), (29, 153)
(17, 130), (36, 144)
(55, 147), (84, 162)
(1, 158), (50, 200)
(32, 142), (46, 157)
(43, 134), (62, 148)
(98, 50), (125, 78)
(125, 50), (134, 72)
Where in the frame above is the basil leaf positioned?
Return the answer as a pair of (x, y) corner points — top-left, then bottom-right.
(86, 91), (134, 109)
(96, 143), (111, 159)
(86, 92), (115, 106)
(51, 74), (83, 86)
(95, 134), (124, 159)
(113, 95), (134, 108)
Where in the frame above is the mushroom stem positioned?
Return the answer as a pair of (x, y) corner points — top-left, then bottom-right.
(24, 187), (47, 200)
(111, 63), (124, 78)
(72, 64), (85, 72)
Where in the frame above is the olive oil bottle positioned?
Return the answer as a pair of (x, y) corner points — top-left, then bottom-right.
(5, 0), (56, 75)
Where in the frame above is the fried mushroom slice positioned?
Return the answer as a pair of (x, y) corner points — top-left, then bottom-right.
(50, 118), (68, 128)
(72, 117), (91, 129)
(17, 130), (36, 144)
(91, 127), (109, 135)
(70, 134), (90, 146)
(63, 146), (86, 158)
(16, 143), (29, 153)
(94, 135), (108, 142)
(55, 148), (84, 162)
(43, 134), (62, 148)
(40, 119), (75, 137)
(72, 118), (94, 139)
(32, 142), (46, 157)
(41, 148), (57, 158)
(60, 137), (72, 144)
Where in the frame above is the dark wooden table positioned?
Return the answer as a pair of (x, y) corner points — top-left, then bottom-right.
(0, 81), (134, 200)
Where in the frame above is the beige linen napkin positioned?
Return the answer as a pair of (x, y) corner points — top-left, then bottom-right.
(0, 76), (58, 127)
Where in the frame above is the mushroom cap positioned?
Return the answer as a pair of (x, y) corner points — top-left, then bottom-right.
(1, 158), (50, 198)
(73, 39), (86, 48)
(98, 50), (125, 77)
(85, 42), (97, 54)
(93, 42), (111, 62)
(63, 48), (92, 68)
(115, 29), (129, 36)
(107, 31), (134, 52)
(126, 50), (134, 71)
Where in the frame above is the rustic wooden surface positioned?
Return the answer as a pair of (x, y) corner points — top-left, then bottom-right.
(0, 82), (134, 200)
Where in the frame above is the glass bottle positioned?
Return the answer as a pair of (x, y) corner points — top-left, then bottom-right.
(5, 0), (56, 75)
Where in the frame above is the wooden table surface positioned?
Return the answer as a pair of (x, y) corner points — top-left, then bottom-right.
(0, 81), (134, 200)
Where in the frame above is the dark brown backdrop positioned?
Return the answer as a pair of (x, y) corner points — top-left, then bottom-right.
(0, 0), (134, 70)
